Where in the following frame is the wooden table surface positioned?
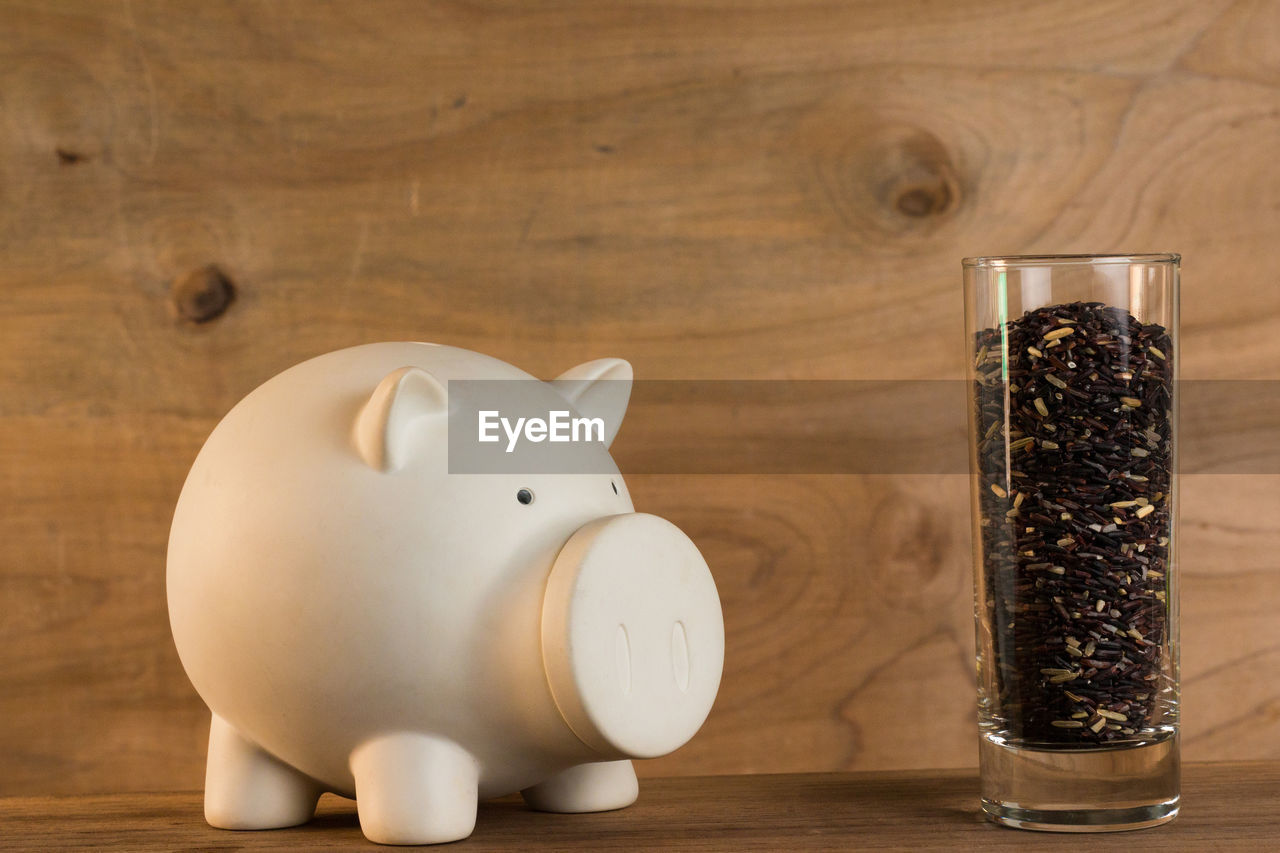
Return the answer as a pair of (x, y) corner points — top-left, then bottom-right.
(2, 762), (1275, 851)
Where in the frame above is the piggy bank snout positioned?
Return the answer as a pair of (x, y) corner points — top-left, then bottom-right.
(541, 513), (724, 760)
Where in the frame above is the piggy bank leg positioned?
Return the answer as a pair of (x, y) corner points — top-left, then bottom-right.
(350, 733), (480, 845)
(521, 759), (639, 813)
(204, 713), (321, 829)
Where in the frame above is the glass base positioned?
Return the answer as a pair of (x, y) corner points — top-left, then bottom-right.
(980, 732), (1179, 832)
(983, 800), (1179, 832)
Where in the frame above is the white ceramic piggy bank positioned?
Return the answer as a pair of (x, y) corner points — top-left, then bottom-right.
(167, 342), (724, 845)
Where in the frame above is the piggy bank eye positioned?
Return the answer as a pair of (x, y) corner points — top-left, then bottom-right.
(516, 488), (535, 505)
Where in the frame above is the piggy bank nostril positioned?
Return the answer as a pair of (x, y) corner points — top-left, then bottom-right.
(671, 621), (690, 692)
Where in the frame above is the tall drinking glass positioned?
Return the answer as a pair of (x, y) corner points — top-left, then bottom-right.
(963, 254), (1180, 831)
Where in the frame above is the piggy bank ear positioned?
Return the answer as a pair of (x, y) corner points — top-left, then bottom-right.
(354, 366), (448, 471)
(552, 358), (633, 448)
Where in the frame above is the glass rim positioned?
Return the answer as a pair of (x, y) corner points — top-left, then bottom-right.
(962, 253), (1180, 268)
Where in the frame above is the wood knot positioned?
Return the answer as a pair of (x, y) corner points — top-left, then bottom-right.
(55, 147), (87, 165)
(894, 182), (953, 218)
(170, 264), (235, 324)
(815, 121), (963, 243)
(876, 128), (960, 222)
(863, 489), (959, 611)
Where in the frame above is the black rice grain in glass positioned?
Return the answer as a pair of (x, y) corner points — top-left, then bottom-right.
(964, 255), (1179, 832)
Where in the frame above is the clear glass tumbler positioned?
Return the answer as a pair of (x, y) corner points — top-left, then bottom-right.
(963, 254), (1180, 831)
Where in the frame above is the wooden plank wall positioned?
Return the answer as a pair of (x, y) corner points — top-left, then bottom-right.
(3, 0), (1280, 795)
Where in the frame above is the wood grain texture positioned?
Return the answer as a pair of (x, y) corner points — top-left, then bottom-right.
(3, 0), (1280, 795)
(3, 763), (1279, 851)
